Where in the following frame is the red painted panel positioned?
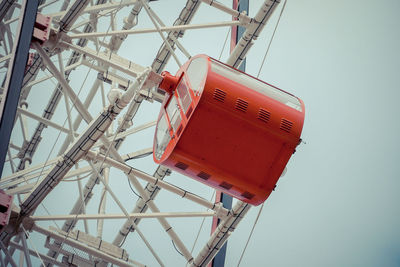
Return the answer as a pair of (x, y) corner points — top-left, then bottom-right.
(154, 55), (305, 205)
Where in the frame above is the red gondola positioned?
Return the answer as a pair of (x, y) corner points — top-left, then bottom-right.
(153, 55), (305, 205)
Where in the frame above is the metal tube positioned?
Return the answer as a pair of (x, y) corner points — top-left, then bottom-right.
(33, 42), (94, 125)
(0, 240), (18, 267)
(32, 225), (135, 267)
(69, 20), (243, 39)
(227, 0), (280, 68)
(9, 241), (68, 267)
(139, 0), (182, 67)
(62, 42), (145, 78)
(86, 150), (228, 213)
(31, 211), (215, 221)
(19, 232), (33, 267)
(190, 202), (251, 267)
(17, 107), (73, 135)
(88, 161), (165, 267)
(97, 167), (109, 238)
(48, 0), (138, 19)
(200, 0), (252, 24)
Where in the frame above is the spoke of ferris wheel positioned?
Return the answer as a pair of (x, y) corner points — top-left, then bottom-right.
(104, 165), (162, 241)
(69, 20), (244, 39)
(18, 67), (151, 217)
(22, 61), (82, 89)
(56, 2), (145, 155)
(46, 2), (156, 259)
(9, 67), (156, 261)
(31, 211), (216, 221)
(34, 43), (134, 164)
(111, 1), (203, 245)
(48, 0), (138, 20)
(88, 160), (166, 266)
(86, 150), (229, 215)
(14, 1), (105, 171)
(62, 42), (146, 78)
(21, 0), (268, 264)
(82, 107), (195, 262)
(34, 43), (95, 124)
(139, 1), (191, 60)
(17, 107), (77, 136)
(140, 0), (183, 67)
(58, 0), (91, 33)
(126, 171), (194, 262)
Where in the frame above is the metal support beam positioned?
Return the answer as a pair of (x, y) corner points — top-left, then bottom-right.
(0, 0), (38, 176)
(31, 211), (215, 221)
(0, 240), (18, 267)
(0, 0), (16, 23)
(69, 20), (244, 39)
(33, 225), (136, 267)
(19, 231), (33, 267)
(9, 241), (69, 267)
(227, 0), (280, 68)
(85, 150), (229, 215)
(191, 202), (251, 267)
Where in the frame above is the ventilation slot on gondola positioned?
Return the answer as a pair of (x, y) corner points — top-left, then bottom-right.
(213, 88), (226, 102)
(241, 191), (255, 200)
(280, 119), (293, 133)
(219, 181), (233, 190)
(197, 171), (211, 180)
(258, 108), (271, 123)
(235, 98), (248, 113)
(175, 162), (188, 170)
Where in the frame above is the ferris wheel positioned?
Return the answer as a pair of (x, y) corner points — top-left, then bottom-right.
(0, 0), (303, 266)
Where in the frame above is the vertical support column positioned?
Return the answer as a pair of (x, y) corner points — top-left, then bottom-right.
(210, 1), (249, 266)
(231, 0), (249, 72)
(0, 0), (39, 176)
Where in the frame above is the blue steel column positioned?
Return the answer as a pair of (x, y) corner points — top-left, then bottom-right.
(211, 1), (249, 266)
(0, 0), (39, 176)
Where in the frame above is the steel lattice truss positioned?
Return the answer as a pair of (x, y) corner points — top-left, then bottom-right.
(0, 0), (280, 266)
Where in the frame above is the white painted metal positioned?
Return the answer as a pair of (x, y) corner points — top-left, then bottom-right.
(200, 0), (252, 24)
(31, 211), (216, 221)
(0, 240), (18, 267)
(19, 232), (33, 267)
(69, 20), (244, 39)
(33, 225), (140, 267)
(227, 0), (280, 68)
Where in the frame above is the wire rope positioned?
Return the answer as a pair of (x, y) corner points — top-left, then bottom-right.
(257, 0), (288, 78)
(22, 226), (46, 267)
(236, 203), (264, 266)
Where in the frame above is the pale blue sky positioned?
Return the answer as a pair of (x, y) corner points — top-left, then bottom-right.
(225, 1), (400, 266)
